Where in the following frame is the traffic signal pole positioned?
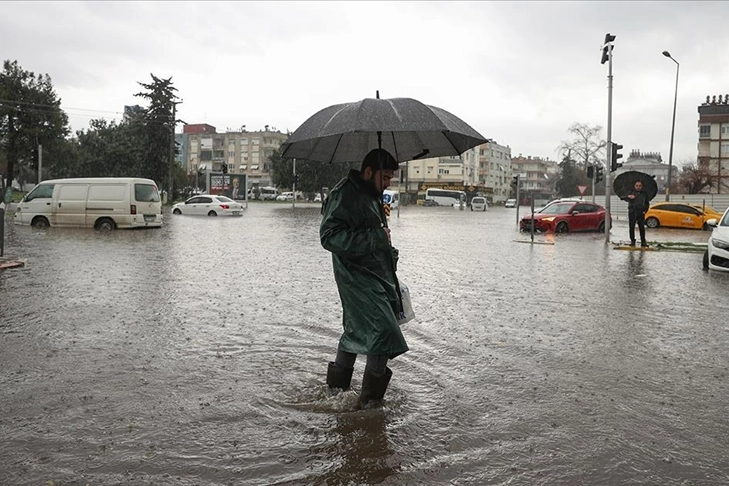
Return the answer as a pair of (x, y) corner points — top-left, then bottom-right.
(602, 33), (616, 243)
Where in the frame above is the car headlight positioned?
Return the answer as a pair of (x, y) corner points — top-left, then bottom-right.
(542, 217), (555, 222)
(711, 238), (729, 251)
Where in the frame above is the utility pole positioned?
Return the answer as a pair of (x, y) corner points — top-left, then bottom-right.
(38, 144), (43, 183)
(601, 33), (616, 243)
(168, 102), (177, 203)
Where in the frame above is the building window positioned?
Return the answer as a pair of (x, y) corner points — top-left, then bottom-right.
(721, 143), (729, 154)
(699, 125), (711, 138)
(439, 169), (450, 175)
(228, 151), (235, 157)
(722, 125), (729, 135)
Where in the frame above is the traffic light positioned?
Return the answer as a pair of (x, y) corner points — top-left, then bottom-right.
(512, 174), (519, 186)
(587, 165), (594, 179)
(595, 165), (604, 184)
(293, 174), (299, 185)
(222, 163), (228, 174)
(611, 142), (624, 172)
(601, 33), (616, 64)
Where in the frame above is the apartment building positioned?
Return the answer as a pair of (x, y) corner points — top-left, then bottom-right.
(698, 94), (729, 193)
(182, 124), (288, 188)
(510, 155), (558, 201)
(475, 140), (512, 204)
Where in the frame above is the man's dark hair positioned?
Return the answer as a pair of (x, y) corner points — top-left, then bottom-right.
(361, 148), (399, 172)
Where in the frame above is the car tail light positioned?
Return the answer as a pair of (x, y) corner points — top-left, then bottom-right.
(130, 204), (137, 215)
(220, 204), (229, 210)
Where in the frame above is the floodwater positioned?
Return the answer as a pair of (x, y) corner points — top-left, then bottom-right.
(1, 203), (728, 486)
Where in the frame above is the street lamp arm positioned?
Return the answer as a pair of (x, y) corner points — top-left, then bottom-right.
(664, 50), (679, 201)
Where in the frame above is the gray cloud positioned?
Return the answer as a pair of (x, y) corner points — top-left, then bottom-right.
(2, 1), (727, 164)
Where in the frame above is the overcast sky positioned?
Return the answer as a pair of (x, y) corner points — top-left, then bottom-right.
(3, 1), (728, 166)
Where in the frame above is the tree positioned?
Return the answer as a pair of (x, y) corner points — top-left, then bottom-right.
(269, 147), (353, 196)
(71, 117), (148, 178)
(0, 60), (70, 189)
(134, 74), (180, 191)
(677, 160), (714, 194)
(557, 123), (606, 171)
(555, 153), (592, 197)
(555, 123), (607, 197)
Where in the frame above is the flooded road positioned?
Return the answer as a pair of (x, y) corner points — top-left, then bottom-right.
(1, 203), (728, 485)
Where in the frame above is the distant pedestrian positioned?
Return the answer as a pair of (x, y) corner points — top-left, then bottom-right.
(319, 148), (408, 409)
(622, 180), (650, 247)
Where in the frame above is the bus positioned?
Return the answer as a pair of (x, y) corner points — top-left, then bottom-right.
(424, 188), (466, 207)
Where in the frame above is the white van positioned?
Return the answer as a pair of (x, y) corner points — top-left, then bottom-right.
(248, 186), (279, 201)
(14, 177), (163, 230)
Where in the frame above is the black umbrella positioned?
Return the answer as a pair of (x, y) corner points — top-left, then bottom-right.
(612, 171), (659, 201)
(280, 95), (488, 163)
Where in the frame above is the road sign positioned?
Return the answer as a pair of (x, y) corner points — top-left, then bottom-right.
(577, 185), (588, 195)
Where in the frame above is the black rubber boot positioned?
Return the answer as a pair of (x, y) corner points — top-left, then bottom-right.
(357, 366), (393, 410)
(326, 362), (354, 391)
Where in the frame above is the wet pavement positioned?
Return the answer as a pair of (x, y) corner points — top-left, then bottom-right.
(1, 203), (729, 485)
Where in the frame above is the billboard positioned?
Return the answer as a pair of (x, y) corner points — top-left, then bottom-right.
(209, 173), (247, 200)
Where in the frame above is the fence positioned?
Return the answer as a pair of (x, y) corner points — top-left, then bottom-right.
(587, 194), (729, 221)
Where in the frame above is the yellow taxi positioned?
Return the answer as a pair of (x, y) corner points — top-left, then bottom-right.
(690, 204), (723, 221)
(644, 202), (719, 230)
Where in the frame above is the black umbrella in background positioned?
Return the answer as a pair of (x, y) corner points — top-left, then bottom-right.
(612, 171), (659, 201)
(280, 93), (488, 163)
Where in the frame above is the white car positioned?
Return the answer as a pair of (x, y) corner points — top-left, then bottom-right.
(470, 197), (488, 212)
(276, 192), (294, 201)
(703, 207), (729, 272)
(505, 198), (517, 208)
(171, 195), (243, 217)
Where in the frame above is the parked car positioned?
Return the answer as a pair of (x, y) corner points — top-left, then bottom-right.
(644, 202), (717, 230)
(470, 197), (488, 211)
(313, 193), (323, 203)
(520, 199), (608, 233)
(703, 207), (729, 271)
(505, 199), (517, 208)
(171, 195), (243, 216)
(276, 192), (294, 201)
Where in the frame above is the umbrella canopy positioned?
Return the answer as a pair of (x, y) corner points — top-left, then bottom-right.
(613, 171), (659, 201)
(280, 97), (488, 163)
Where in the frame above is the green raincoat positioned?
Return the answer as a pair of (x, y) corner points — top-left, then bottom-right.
(320, 170), (409, 359)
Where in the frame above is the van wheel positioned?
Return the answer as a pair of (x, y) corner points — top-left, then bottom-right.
(173, 208), (181, 215)
(31, 217), (50, 229)
(95, 218), (115, 231)
(207, 211), (218, 217)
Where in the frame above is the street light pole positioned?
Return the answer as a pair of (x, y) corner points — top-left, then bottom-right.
(663, 50), (679, 202)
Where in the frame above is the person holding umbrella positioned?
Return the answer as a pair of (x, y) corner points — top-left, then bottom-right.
(320, 148), (408, 409)
(622, 180), (650, 247)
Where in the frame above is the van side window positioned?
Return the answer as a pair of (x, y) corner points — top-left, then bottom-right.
(134, 184), (160, 203)
(25, 184), (54, 201)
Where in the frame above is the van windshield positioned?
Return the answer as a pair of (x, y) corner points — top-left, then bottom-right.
(25, 184), (54, 201)
(135, 184), (160, 202)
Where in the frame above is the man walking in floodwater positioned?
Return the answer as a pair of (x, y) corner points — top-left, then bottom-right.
(622, 180), (650, 247)
(319, 148), (408, 409)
